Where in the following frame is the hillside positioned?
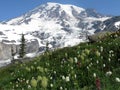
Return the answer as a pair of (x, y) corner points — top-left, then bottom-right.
(0, 31), (120, 90)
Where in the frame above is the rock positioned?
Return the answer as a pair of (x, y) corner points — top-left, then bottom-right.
(0, 39), (39, 60)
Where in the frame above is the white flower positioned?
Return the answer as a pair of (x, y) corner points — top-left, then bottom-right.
(50, 76), (53, 80)
(93, 73), (96, 78)
(71, 66), (73, 70)
(108, 58), (111, 62)
(74, 74), (77, 78)
(26, 80), (29, 84)
(112, 54), (114, 57)
(100, 46), (103, 52)
(96, 60), (99, 64)
(106, 71), (112, 76)
(66, 76), (70, 82)
(62, 76), (65, 80)
(87, 66), (89, 70)
(74, 57), (78, 63)
(50, 83), (53, 87)
(103, 64), (106, 67)
(28, 85), (31, 89)
(90, 62), (93, 66)
(115, 77), (120, 82)
(60, 86), (63, 90)
(16, 84), (18, 87)
(54, 71), (56, 74)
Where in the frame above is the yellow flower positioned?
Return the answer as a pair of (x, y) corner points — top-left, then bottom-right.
(96, 51), (100, 57)
(30, 78), (37, 88)
(41, 76), (48, 88)
(37, 76), (42, 81)
(37, 66), (44, 72)
(25, 67), (30, 72)
(84, 49), (90, 55)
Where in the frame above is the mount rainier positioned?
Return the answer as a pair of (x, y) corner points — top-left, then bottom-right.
(0, 2), (119, 65)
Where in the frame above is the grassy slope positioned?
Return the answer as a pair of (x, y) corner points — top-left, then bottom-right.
(0, 32), (120, 90)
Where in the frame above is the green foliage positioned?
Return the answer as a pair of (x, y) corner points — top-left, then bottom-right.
(19, 33), (26, 58)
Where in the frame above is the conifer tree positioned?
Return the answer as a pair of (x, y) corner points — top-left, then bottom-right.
(11, 45), (14, 60)
(45, 42), (49, 52)
(19, 33), (26, 58)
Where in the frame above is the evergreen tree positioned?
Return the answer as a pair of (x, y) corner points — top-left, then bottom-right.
(45, 42), (49, 52)
(11, 45), (14, 60)
(19, 33), (26, 58)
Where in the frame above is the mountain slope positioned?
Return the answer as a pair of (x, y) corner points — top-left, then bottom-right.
(0, 2), (111, 61)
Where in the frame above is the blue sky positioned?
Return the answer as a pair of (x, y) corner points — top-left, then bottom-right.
(0, 0), (120, 21)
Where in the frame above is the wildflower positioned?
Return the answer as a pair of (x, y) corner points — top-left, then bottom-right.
(50, 83), (53, 87)
(90, 62), (93, 66)
(109, 50), (113, 54)
(74, 57), (78, 63)
(96, 77), (101, 90)
(50, 76), (53, 80)
(84, 49), (90, 55)
(60, 86), (63, 90)
(74, 74), (77, 78)
(28, 85), (31, 89)
(118, 58), (120, 61)
(26, 80), (29, 84)
(106, 71), (112, 76)
(71, 66), (73, 70)
(103, 64), (106, 67)
(87, 66), (89, 70)
(41, 76), (48, 88)
(37, 66), (44, 72)
(66, 76), (70, 82)
(108, 58), (111, 62)
(25, 67), (30, 72)
(115, 77), (120, 82)
(93, 73), (96, 78)
(54, 71), (56, 74)
(37, 76), (42, 81)
(96, 51), (100, 57)
(100, 46), (103, 52)
(96, 60), (99, 64)
(62, 76), (65, 80)
(16, 84), (18, 87)
(30, 78), (37, 88)
(112, 54), (114, 57)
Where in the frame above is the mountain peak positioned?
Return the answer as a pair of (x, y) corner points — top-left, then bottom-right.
(0, 2), (112, 60)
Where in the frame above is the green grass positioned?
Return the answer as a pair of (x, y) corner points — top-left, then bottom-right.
(0, 33), (120, 90)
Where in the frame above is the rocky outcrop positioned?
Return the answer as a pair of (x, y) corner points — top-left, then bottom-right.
(0, 43), (14, 60)
(0, 39), (39, 60)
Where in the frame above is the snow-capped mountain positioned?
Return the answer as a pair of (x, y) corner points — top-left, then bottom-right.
(0, 2), (113, 61)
